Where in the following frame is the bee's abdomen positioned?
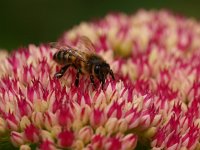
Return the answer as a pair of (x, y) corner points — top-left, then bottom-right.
(53, 50), (78, 65)
(53, 50), (67, 65)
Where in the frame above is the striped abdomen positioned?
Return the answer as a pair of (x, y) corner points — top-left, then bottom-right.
(53, 50), (77, 65)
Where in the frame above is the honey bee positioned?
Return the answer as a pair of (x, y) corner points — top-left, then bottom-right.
(51, 36), (115, 88)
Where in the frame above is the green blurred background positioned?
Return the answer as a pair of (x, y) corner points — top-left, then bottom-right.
(0, 0), (199, 51)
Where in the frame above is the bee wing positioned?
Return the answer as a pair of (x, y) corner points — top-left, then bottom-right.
(50, 42), (87, 62)
(76, 36), (96, 53)
(68, 49), (87, 62)
(49, 42), (72, 50)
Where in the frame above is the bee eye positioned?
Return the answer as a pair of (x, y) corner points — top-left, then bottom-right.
(94, 65), (100, 74)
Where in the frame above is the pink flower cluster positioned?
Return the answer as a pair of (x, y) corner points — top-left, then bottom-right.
(0, 10), (200, 149)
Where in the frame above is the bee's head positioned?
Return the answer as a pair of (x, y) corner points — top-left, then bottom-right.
(94, 62), (115, 86)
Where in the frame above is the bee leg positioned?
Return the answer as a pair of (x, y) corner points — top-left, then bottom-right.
(109, 69), (115, 80)
(90, 75), (96, 88)
(101, 79), (105, 89)
(75, 68), (81, 87)
(100, 75), (105, 89)
(54, 65), (70, 78)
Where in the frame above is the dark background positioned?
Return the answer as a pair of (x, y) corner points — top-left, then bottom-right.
(0, 0), (199, 51)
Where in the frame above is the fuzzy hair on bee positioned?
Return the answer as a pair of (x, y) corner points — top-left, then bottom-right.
(51, 36), (115, 88)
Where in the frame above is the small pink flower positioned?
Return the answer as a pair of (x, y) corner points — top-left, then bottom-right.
(6, 112), (20, 131)
(24, 124), (40, 143)
(10, 131), (25, 147)
(78, 126), (94, 144)
(57, 130), (74, 147)
(39, 140), (56, 150)
(91, 134), (104, 149)
(121, 134), (138, 150)
(90, 108), (106, 128)
(181, 124), (199, 149)
(105, 137), (122, 150)
(57, 105), (73, 128)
